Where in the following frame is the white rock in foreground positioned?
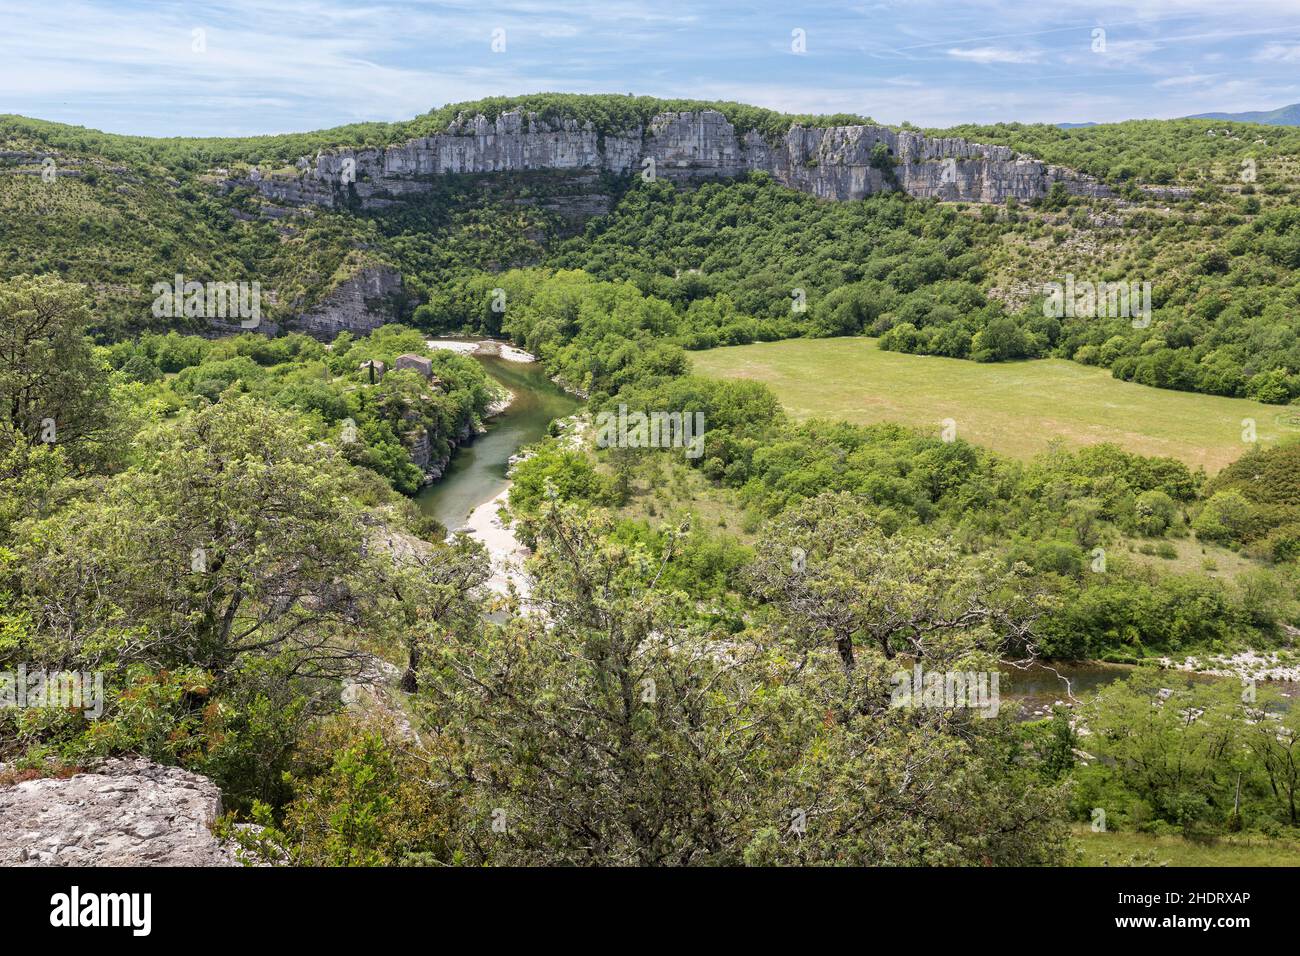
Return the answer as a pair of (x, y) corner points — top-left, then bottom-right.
(0, 758), (240, 867)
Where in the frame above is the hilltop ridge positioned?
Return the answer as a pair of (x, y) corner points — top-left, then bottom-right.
(2, 93), (1296, 340)
(1186, 103), (1300, 126)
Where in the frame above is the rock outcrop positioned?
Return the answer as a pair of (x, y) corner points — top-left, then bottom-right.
(405, 427), (433, 473)
(241, 109), (1111, 212)
(0, 758), (240, 866)
(340, 654), (419, 742)
(293, 266), (403, 338)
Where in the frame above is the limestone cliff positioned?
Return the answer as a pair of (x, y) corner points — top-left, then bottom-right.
(235, 108), (1111, 337)
(293, 266), (403, 338)
(242, 108), (1111, 211)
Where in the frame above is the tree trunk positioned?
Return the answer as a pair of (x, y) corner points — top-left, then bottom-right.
(401, 644), (420, 693)
(837, 634), (856, 672)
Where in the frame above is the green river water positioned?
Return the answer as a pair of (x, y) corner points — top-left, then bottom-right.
(414, 349), (582, 533)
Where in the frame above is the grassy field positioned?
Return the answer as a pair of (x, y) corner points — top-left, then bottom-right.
(691, 337), (1300, 472)
(1071, 825), (1300, 866)
(602, 451), (756, 540)
(1114, 533), (1262, 583)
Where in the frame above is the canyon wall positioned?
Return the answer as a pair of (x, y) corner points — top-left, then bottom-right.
(244, 109), (1112, 211)
(237, 109), (1111, 336)
(292, 266), (404, 338)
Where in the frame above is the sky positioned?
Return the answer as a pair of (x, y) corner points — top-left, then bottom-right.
(1, 0), (1298, 137)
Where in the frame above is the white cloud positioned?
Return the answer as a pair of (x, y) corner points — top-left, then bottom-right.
(1, 0), (1297, 136)
(1154, 73), (1221, 88)
(1093, 39), (1159, 62)
(1255, 42), (1300, 62)
(0, 0), (601, 134)
(946, 46), (1041, 64)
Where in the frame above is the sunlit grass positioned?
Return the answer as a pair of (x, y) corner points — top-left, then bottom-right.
(692, 336), (1299, 473)
(1071, 825), (1300, 867)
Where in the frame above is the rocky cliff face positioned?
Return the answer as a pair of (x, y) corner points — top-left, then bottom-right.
(0, 758), (240, 866)
(293, 266), (403, 338)
(243, 109), (1111, 211)
(237, 109), (1110, 337)
(405, 427), (433, 473)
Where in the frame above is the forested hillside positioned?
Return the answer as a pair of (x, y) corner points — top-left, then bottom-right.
(6, 96), (1300, 407)
(935, 118), (1300, 184)
(7, 95), (1300, 867)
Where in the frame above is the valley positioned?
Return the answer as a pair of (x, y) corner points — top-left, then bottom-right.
(5, 89), (1300, 873)
(415, 345), (581, 533)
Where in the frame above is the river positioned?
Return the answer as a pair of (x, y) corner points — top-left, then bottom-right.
(1003, 659), (1298, 716)
(414, 348), (583, 534)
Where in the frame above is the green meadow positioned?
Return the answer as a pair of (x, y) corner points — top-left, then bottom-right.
(692, 337), (1300, 472)
(1071, 826), (1300, 867)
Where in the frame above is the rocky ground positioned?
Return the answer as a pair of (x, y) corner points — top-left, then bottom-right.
(463, 486), (530, 601)
(0, 758), (241, 866)
(1159, 650), (1300, 685)
(341, 654), (419, 741)
(466, 411), (590, 605)
(485, 389), (515, 418)
(426, 338), (537, 363)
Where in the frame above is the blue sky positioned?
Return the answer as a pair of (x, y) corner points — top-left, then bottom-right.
(1, 0), (1298, 136)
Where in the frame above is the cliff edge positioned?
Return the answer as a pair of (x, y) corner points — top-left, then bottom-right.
(242, 108), (1111, 210)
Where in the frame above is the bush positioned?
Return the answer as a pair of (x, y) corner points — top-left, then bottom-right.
(1193, 490), (1259, 544)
